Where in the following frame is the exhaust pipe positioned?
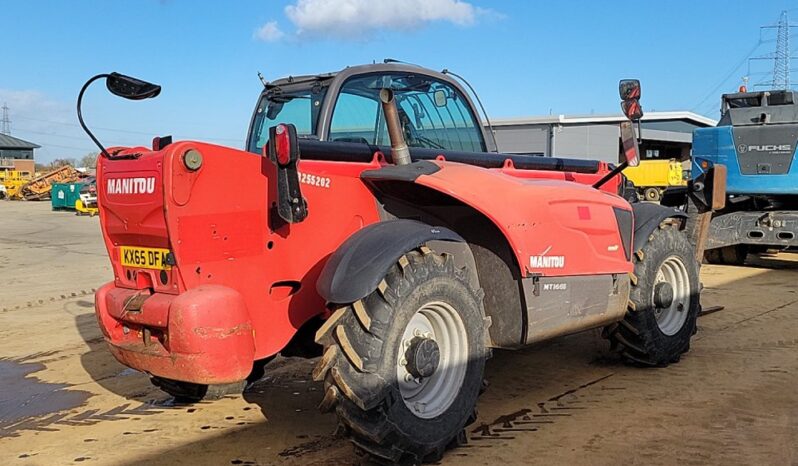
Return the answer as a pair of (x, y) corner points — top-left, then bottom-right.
(379, 88), (411, 166)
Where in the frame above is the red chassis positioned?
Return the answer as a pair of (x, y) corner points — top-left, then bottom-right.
(94, 141), (626, 384)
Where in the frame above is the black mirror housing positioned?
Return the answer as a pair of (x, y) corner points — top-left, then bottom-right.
(621, 99), (644, 121)
(106, 72), (161, 100)
(619, 79), (641, 101)
(619, 79), (643, 121)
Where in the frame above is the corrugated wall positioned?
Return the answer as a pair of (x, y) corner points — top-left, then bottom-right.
(554, 124), (619, 162)
(492, 125), (550, 154)
(492, 123), (620, 162)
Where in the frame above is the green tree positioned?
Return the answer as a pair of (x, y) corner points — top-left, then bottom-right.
(79, 152), (98, 169)
(51, 158), (77, 168)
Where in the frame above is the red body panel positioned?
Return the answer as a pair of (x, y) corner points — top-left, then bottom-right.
(95, 143), (632, 384)
(418, 161), (632, 277)
(97, 143), (383, 382)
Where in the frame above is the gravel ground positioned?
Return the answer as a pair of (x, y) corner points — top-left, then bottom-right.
(1, 201), (796, 465)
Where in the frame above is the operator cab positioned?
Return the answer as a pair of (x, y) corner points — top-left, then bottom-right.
(247, 64), (491, 155)
(719, 90), (798, 126)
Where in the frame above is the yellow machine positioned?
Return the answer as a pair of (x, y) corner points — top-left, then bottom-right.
(623, 159), (687, 201)
(75, 199), (99, 216)
(0, 170), (33, 200)
(3, 166), (82, 200)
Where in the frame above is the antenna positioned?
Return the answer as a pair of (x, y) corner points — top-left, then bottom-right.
(257, 71), (269, 87)
(1, 102), (10, 134)
(749, 10), (798, 89)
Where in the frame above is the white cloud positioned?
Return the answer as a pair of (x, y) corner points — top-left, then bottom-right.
(254, 0), (491, 42)
(253, 20), (285, 42)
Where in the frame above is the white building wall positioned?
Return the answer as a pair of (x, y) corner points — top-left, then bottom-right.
(553, 124), (619, 163)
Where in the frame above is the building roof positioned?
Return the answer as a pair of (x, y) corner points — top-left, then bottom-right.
(0, 133), (40, 149)
(489, 111), (717, 128)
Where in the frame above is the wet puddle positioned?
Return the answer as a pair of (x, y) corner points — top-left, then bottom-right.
(0, 358), (92, 437)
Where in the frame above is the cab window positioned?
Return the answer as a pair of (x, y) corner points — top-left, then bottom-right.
(329, 73), (486, 152)
(248, 85), (327, 154)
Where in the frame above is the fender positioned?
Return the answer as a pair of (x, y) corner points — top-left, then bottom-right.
(317, 219), (466, 304)
(631, 202), (687, 252)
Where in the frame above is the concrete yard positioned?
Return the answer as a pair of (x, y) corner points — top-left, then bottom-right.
(1, 201), (797, 465)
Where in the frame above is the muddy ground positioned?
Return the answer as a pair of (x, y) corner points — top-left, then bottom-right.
(1, 201), (797, 465)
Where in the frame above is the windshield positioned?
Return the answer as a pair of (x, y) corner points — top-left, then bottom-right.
(247, 84), (328, 154)
(329, 73), (486, 152)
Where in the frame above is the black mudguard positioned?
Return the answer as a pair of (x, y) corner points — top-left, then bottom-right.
(632, 203), (687, 252)
(316, 219), (465, 304)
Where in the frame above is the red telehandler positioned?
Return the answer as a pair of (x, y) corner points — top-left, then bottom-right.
(79, 64), (723, 464)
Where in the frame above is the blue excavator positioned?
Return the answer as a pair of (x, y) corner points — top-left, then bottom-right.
(690, 89), (798, 264)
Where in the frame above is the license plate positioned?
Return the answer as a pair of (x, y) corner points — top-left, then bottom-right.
(120, 246), (172, 270)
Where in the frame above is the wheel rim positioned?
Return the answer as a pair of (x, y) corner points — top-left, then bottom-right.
(653, 255), (691, 336)
(396, 301), (468, 419)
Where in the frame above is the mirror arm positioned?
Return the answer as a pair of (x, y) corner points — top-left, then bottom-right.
(77, 74), (112, 159)
(593, 160), (628, 190)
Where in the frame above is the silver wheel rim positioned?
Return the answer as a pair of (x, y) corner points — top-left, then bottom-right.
(653, 255), (691, 336)
(396, 301), (468, 419)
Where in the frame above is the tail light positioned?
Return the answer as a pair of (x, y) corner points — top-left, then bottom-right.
(274, 124), (292, 166)
(267, 124), (307, 224)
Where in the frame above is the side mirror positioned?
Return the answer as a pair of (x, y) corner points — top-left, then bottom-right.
(433, 89), (447, 107)
(619, 79), (643, 121)
(78, 72), (161, 160)
(106, 72), (161, 100)
(620, 121), (640, 167)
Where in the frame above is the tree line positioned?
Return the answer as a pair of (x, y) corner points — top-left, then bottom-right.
(35, 152), (98, 172)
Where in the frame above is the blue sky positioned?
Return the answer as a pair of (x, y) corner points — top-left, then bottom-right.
(1, 0), (796, 162)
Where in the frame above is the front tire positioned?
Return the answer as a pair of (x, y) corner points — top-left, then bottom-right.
(704, 244), (748, 266)
(314, 248), (488, 464)
(607, 223), (700, 366)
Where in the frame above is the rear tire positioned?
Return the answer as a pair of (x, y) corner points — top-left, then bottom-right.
(151, 377), (246, 402)
(704, 245), (748, 266)
(607, 223), (700, 366)
(313, 248), (488, 464)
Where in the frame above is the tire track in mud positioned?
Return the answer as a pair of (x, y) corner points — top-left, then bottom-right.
(469, 373), (615, 442)
(462, 296), (798, 458)
(0, 288), (97, 313)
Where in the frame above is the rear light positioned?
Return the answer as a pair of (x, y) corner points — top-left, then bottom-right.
(275, 124), (291, 166)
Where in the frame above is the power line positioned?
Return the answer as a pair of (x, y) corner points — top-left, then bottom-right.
(12, 114), (242, 142)
(691, 40), (763, 112)
(35, 141), (102, 153)
(13, 126), (128, 145)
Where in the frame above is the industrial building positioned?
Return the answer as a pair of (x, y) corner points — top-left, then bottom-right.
(489, 111), (716, 163)
(0, 133), (39, 174)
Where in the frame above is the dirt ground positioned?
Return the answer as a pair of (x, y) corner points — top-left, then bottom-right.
(1, 201), (797, 466)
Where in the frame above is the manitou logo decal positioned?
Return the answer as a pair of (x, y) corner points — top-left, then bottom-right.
(529, 246), (566, 269)
(106, 177), (156, 195)
(738, 144), (792, 153)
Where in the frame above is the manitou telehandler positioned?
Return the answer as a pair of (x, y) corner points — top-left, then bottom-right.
(81, 63), (723, 464)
